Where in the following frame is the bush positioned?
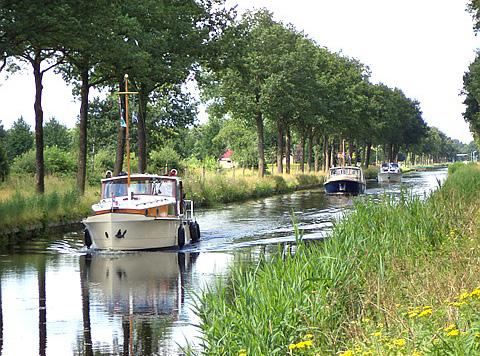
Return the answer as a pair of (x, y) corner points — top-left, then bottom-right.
(11, 147), (76, 175)
(44, 146), (76, 174)
(11, 149), (36, 174)
(149, 147), (183, 174)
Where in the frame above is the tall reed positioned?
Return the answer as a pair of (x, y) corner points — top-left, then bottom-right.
(195, 164), (480, 355)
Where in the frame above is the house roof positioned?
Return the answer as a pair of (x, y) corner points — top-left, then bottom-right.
(221, 149), (234, 159)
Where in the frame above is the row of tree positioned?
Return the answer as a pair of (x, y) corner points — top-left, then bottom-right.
(0, 0), (231, 193)
(0, 3), (473, 191)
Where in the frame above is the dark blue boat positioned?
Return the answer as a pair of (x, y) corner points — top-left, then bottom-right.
(323, 166), (366, 195)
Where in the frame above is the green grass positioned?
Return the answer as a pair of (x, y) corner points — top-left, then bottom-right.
(194, 164), (480, 355)
(184, 171), (325, 207)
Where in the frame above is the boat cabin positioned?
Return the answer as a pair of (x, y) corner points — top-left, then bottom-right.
(329, 166), (363, 178)
(380, 162), (400, 173)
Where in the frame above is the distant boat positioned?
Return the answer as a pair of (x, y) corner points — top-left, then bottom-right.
(324, 166), (366, 195)
(377, 162), (402, 183)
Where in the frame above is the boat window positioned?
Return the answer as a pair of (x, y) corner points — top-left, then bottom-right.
(102, 180), (128, 198)
(130, 180), (151, 195)
(391, 163), (399, 168)
(152, 179), (176, 197)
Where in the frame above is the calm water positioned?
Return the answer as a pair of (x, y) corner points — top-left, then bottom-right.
(0, 169), (447, 355)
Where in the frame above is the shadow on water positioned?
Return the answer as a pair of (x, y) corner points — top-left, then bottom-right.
(0, 168), (447, 355)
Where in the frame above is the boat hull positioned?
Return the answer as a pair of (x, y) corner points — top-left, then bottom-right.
(377, 172), (402, 183)
(83, 213), (191, 250)
(324, 180), (366, 195)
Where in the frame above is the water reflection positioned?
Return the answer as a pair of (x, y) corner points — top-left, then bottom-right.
(77, 252), (198, 355)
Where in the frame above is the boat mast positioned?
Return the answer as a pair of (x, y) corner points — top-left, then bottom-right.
(117, 74), (138, 197)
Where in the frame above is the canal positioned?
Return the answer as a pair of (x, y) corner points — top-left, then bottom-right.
(0, 169), (447, 355)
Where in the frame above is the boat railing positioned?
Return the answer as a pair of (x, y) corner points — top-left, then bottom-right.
(183, 200), (194, 220)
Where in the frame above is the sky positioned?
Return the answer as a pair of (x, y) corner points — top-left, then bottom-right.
(0, 0), (478, 143)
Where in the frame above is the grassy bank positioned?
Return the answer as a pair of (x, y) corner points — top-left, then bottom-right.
(0, 176), (97, 237)
(0, 171), (325, 236)
(185, 171), (324, 207)
(195, 164), (480, 355)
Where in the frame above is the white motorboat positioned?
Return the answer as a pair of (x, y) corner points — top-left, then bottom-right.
(82, 74), (199, 250)
(377, 162), (402, 183)
(324, 166), (366, 195)
(82, 172), (200, 250)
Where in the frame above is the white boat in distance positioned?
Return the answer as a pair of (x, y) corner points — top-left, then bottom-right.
(377, 162), (402, 183)
(82, 172), (200, 251)
(324, 166), (366, 195)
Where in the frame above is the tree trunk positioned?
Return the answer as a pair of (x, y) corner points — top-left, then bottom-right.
(77, 69), (89, 195)
(322, 136), (328, 172)
(314, 135), (319, 173)
(307, 129), (314, 173)
(330, 142), (335, 167)
(365, 142), (372, 168)
(33, 55), (45, 194)
(137, 85), (148, 173)
(276, 120), (284, 174)
(300, 133), (306, 173)
(255, 111), (265, 177)
(348, 141), (354, 165)
(286, 125), (291, 174)
(114, 81), (126, 176)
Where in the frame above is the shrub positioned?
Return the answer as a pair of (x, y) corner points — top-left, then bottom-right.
(44, 146), (76, 174)
(11, 147), (76, 175)
(149, 147), (183, 174)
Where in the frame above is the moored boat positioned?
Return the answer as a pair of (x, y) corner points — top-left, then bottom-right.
(324, 166), (366, 195)
(377, 162), (402, 183)
(82, 171), (200, 250)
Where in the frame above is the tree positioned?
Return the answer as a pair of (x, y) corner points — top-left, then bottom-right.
(44, 117), (70, 150)
(201, 10), (292, 177)
(0, 119), (8, 180)
(59, 0), (126, 194)
(5, 117), (34, 160)
(0, 0), (76, 193)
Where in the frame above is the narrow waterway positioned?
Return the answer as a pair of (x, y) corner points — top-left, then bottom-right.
(0, 169), (447, 355)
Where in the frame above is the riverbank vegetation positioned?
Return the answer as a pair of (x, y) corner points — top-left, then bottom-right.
(0, 169), (324, 236)
(195, 163), (480, 355)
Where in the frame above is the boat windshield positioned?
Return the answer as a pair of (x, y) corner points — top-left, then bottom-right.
(102, 180), (128, 198)
(331, 168), (360, 176)
(391, 163), (399, 168)
(152, 179), (176, 197)
(101, 177), (177, 199)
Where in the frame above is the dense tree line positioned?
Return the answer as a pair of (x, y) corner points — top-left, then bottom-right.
(0, 4), (473, 191)
(463, 1), (480, 146)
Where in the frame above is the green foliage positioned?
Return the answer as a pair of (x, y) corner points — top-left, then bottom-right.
(183, 156), (220, 171)
(5, 117), (33, 160)
(44, 117), (71, 150)
(149, 147), (183, 174)
(0, 189), (92, 233)
(44, 146), (76, 175)
(0, 144), (8, 181)
(196, 165), (480, 354)
(12, 147), (75, 175)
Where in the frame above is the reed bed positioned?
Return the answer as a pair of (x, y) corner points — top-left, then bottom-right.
(184, 172), (324, 207)
(194, 164), (480, 355)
